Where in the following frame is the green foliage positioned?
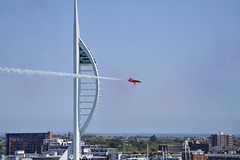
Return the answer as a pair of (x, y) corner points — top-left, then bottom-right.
(86, 137), (123, 149)
(125, 140), (158, 152)
(125, 145), (137, 152)
(139, 141), (148, 151)
(173, 138), (184, 144)
(150, 135), (158, 142)
(0, 146), (5, 153)
(106, 139), (123, 148)
(85, 137), (106, 145)
(85, 136), (183, 153)
(149, 143), (158, 152)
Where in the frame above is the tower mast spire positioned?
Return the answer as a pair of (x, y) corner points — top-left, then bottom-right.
(60, 1), (100, 160)
(73, 0), (80, 160)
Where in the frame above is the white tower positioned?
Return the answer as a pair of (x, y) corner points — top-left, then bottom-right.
(73, 0), (80, 159)
(183, 139), (191, 160)
(60, 0), (100, 160)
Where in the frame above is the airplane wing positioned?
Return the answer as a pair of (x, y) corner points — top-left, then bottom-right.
(133, 82), (136, 85)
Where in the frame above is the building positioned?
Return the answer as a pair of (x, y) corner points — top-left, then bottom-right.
(108, 152), (122, 160)
(182, 150), (206, 160)
(67, 132), (73, 140)
(211, 132), (233, 147)
(4, 150), (60, 160)
(206, 154), (240, 160)
(155, 153), (182, 160)
(159, 145), (182, 154)
(6, 132), (52, 155)
(211, 145), (240, 154)
(188, 142), (211, 153)
(121, 154), (147, 160)
(42, 139), (72, 155)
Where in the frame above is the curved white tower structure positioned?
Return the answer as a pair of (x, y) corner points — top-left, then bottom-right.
(60, 0), (100, 160)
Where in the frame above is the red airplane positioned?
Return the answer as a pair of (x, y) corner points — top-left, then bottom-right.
(128, 77), (142, 85)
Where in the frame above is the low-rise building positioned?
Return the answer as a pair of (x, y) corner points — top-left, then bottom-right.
(108, 152), (122, 160)
(182, 150), (206, 160)
(159, 145), (182, 154)
(206, 154), (240, 160)
(42, 139), (72, 155)
(121, 154), (146, 160)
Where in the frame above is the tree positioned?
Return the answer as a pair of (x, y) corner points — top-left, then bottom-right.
(173, 138), (184, 145)
(106, 139), (123, 148)
(87, 137), (106, 145)
(0, 146), (5, 153)
(150, 135), (158, 142)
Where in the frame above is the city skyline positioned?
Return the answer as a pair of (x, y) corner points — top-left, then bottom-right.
(0, 0), (240, 134)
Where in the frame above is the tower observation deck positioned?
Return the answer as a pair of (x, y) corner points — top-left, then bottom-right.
(60, 0), (100, 160)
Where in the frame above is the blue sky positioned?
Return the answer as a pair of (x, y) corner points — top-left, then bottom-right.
(0, 0), (240, 134)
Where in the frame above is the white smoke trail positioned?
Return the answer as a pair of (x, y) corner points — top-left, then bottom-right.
(0, 67), (121, 80)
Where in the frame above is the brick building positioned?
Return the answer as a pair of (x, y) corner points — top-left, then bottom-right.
(182, 150), (207, 160)
(211, 132), (233, 147)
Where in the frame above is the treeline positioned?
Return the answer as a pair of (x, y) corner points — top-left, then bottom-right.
(84, 137), (122, 149)
(83, 135), (184, 152)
